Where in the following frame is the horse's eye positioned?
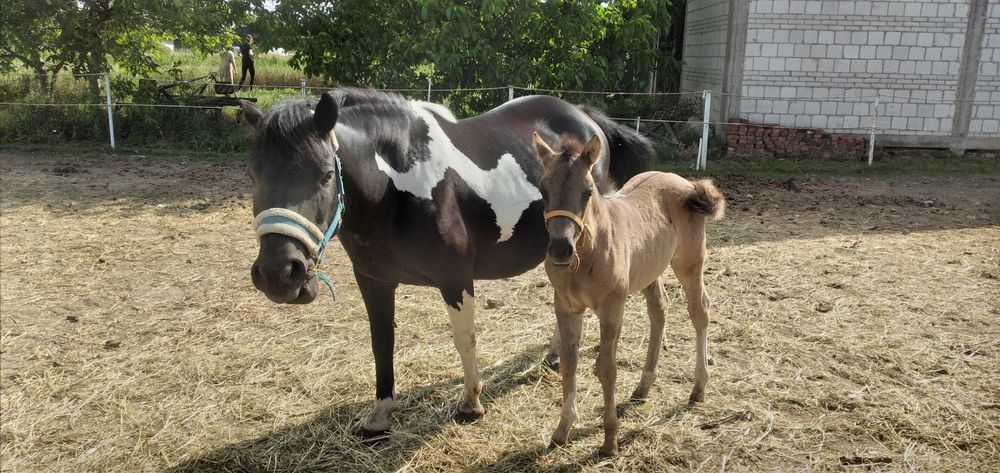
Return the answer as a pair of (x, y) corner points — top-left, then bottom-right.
(320, 170), (335, 186)
(582, 187), (593, 200)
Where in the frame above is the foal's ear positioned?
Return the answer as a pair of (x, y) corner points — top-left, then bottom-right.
(240, 100), (263, 127)
(314, 91), (339, 136)
(533, 132), (557, 169)
(581, 134), (602, 168)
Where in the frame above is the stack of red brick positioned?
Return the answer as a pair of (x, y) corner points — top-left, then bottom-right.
(725, 119), (868, 158)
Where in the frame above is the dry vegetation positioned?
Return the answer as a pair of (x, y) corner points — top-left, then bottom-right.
(1, 151), (998, 472)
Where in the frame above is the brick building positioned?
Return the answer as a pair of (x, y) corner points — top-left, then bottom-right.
(681, 0), (1000, 153)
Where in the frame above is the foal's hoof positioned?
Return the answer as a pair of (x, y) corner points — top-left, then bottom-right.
(598, 445), (619, 458)
(542, 355), (560, 372)
(688, 387), (706, 404)
(356, 426), (390, 442)
(454, 407), (485, 424)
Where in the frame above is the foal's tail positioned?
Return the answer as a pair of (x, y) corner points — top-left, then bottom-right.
(581, 106), (654, 186)
(684, 179), (726, 221)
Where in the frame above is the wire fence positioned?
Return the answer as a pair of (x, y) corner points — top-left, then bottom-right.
(3, 71), (997, 168)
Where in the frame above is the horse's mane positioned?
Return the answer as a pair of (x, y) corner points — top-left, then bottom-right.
(252, 88), (419, 167)
(536, 128), (618, 196)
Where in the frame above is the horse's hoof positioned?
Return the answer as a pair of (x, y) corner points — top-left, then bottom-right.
(688, 388), (705, 404)
(356, 426), (390, 442)
(454, 407), (485, 424)
(629, 390), (650, 402)
(550, 435), (569, 448)
(598, 446), (619, 458)
(542, 355), (560, 372)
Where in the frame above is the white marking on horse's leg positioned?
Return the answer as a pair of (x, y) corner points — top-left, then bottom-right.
(447, 290), (484, 418)
(544, 323), (561, 369)
(360, 397), (398, 433)
(633, 279), (668, 399)
(551, 304), (583, 446)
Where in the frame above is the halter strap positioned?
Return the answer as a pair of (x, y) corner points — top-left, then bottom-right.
(253, 141), (345, 300)
(543, 209), (590, 242)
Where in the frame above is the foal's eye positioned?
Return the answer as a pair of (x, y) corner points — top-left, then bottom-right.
(582, 187), (593, 199)
(320, 170), (335, 186)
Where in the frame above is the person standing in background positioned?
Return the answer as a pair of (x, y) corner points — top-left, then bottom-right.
(238, 34), (255, 90)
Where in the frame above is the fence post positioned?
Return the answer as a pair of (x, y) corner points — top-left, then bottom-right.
(427, 77), (432, 102)
(300, 79), (306, 97)
(635, 116), (640, 132)
(698, 90), (712, 170)
(508, 86), (514, 102)
(868, 93), (879, 166)
(103, 72), (115, 150)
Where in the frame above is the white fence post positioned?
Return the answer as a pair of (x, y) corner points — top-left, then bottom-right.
(103, 72), (115, 150)
(635, 116), (640, 132)
(698, 90), (712, 170)
(427, 78), (432, 102)
(868, 93), (879, 166)
(508, 86), (514, 102)
(300, 79), (306, 97)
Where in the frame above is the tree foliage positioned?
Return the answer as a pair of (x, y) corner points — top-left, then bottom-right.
(0, 0), (259, 95)
(259, 0), (677, 95)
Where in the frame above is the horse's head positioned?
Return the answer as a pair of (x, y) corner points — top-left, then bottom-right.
(241, 92), (344, 304)
(534, 132), (601, 267)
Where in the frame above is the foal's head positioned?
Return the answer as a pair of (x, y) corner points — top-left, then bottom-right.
(534, 133), (602, 267)
(241, 92), (343, 304)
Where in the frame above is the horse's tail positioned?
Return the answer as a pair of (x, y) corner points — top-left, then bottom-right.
(684, 179), (726, 221)
(581, 106), (653, 186)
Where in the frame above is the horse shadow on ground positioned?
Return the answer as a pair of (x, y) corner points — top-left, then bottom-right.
(464, 403), (695, 472)
(167, 345), (551, 472)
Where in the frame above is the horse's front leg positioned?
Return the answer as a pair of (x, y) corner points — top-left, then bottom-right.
(543, 324), (561, 371)
(356, 271), (400, 437)
(551, 296), (584, 447)
(442, 285), (485, 422)
(595, 298), (626, 457)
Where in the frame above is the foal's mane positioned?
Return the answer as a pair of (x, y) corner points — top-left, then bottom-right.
(252, 88), (419, 167)
(543, 132), (618, 196)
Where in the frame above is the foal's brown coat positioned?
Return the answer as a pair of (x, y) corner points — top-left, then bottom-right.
(535, 134), (724, 456)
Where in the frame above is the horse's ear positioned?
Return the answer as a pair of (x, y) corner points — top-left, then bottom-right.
(314, 91), (339, 136)
(581, 134), (602, 169)
(533, 132), (557, 169)
(240, 100), (262, 127)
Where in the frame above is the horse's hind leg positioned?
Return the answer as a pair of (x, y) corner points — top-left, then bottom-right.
(543, 324), (560, 371)
(632, 278), (668, 400)
(671, 236), (711, 403)
(442, 286), (485, 422)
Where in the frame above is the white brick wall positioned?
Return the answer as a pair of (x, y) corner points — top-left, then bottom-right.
(738, 0), (977, 135)
(970, 6), (1000, 137)
(680, 0), (730, 121)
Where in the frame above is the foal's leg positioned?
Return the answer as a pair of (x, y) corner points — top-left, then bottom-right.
(595, 298), (626, 457)
(543, 324), (561, 370)
(632, 278), (668, 400)
(356, 272), (400, 437)
(671, 240), (711, 403)
(551, 297), (584, 447)
(442, 286), (485, 422)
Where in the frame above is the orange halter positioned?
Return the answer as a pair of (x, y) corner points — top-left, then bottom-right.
(543, 210), (591, 272)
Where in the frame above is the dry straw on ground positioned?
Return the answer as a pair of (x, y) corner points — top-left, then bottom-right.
(1, 152), (998, 472)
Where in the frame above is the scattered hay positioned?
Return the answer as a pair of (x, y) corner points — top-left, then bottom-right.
(1, 152), (998, 471)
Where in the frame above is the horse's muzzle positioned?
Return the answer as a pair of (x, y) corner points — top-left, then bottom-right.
(251, 257), (316, 304)
(547, 238), (576, 267)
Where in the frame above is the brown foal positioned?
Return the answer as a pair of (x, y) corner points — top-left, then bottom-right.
(534, 133), (725, 456)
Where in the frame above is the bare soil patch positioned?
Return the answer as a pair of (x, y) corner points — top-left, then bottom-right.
(2, 152), (998, 472)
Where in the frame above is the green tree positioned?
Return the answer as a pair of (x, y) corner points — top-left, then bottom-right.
(260, 0), (677, 111)
(0, 0), (260, 97)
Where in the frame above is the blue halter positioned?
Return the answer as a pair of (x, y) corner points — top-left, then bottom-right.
(253, 152), (345, 300)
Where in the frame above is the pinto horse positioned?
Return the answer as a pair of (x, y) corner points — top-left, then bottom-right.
(240, 89), (652, 436)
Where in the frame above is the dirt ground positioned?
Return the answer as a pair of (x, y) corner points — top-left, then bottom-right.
(1, 151), (998, 472)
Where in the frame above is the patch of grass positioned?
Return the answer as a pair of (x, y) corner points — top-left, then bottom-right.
(659, 150), (1000, 179)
